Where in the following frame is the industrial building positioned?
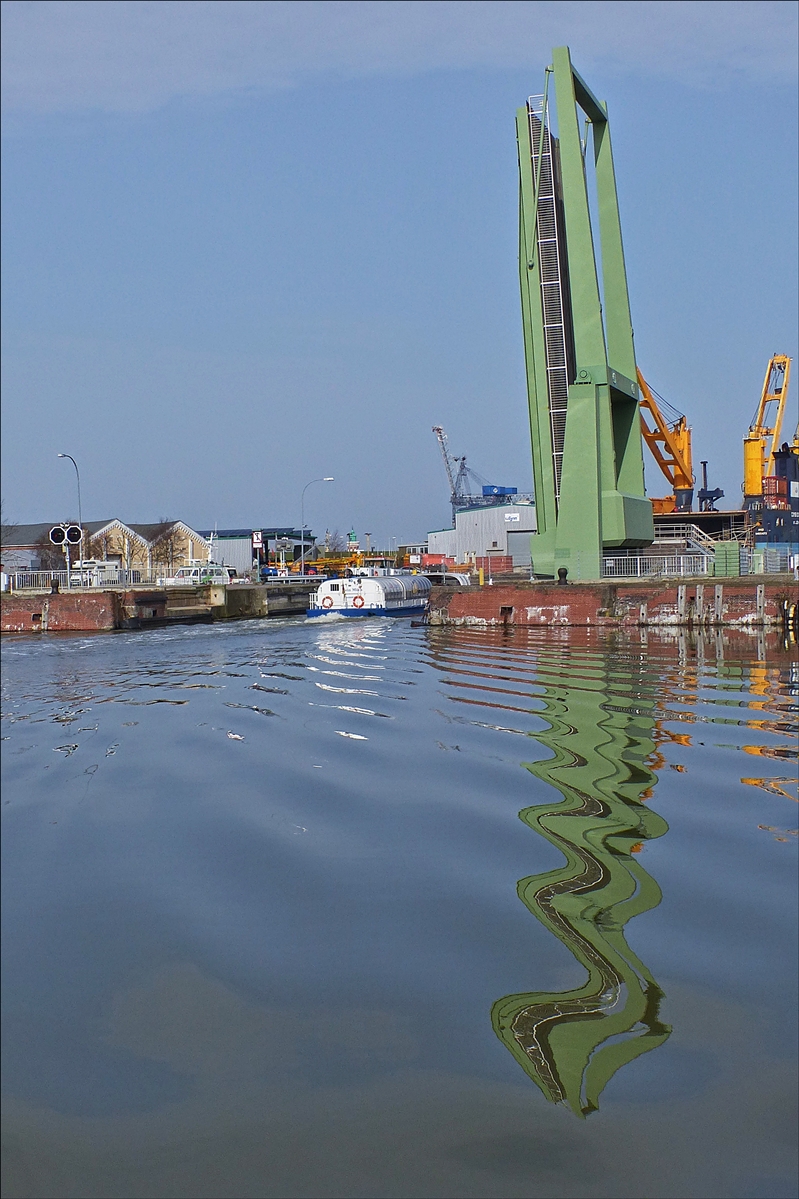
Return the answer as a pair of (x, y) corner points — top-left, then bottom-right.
(1, 520), (211, 574)
(427, 502), (537, 568)
(198, 528), (315, 575)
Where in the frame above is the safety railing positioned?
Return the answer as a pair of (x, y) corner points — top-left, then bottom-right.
(652, 523), (718, 552)
(263, 574), (322, 583)
(6, 569), (151, 590)
(752, 547), (796, 574)
(601, 554), (711, 579)
(3, 570), (322, 592)
(6, 571), (69, 590)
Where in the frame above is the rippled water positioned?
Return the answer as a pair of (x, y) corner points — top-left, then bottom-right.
(2, 619), (797, 1199)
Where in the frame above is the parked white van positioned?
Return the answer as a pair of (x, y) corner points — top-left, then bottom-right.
(68, 560), (122, 587)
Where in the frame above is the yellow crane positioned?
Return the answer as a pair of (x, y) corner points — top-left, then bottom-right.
(637, 369), (694, 514)
(743, 355), (793, 500)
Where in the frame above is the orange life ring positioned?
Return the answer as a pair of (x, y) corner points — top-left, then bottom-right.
(321, 595), (334, 608)
(352, 595), (365, 608)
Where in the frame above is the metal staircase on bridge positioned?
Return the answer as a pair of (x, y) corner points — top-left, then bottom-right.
(652, 522), (718, 556)
(601, 523), (717, 579)
(528, 95), (572, 507)
(600, 521), (758, 579)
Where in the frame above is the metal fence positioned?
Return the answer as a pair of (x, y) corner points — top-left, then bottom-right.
(3, 570), (325, 592)
(752, 547), (796, 574)
(6, 569), (149, 590)
(601, 554), (711, 579)
(6, 571), (69, 590)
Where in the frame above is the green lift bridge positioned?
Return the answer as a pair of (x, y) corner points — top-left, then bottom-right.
(519, 47), (653, 580)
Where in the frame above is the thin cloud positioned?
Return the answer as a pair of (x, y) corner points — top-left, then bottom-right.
(1, 0), (796, 118)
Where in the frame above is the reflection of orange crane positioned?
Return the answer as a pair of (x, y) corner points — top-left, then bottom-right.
(637, 369), (694, 514)
(743, 355), (793, 502)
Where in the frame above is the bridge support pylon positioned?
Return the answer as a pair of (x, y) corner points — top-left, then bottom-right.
(518, 47), (653, 580)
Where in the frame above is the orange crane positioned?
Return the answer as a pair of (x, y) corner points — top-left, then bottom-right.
(637, 369), (694, 514)
(743, 355), (793, 501)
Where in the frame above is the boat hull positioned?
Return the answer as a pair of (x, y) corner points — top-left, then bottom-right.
(306, 602), (426, 619)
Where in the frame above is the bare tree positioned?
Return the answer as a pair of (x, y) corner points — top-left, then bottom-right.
(325, 528), (347, 554)
(34, 532), (66, 571)
(0, 503), (17, 545)
(84, 534), (107, 561)
(0, 503), (22, 571)
(149, 519), (182, 576)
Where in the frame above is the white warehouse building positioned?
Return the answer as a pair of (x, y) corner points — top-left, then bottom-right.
(428, 502), (537, 565)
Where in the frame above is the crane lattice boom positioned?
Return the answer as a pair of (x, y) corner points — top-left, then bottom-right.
(432, 426), (457, 500)
(743, 355), (792, 497)
(637, 370), (694, 512)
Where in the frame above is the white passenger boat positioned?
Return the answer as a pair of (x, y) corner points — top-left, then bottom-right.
(307, 574), (431, 618)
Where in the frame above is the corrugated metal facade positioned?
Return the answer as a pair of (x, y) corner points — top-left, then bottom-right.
(428, 504), (536, 563)
(210, 537), (254, 575)
(506, 531), (535, 566)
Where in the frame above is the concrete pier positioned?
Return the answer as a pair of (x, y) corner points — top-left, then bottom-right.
(1, 579), (315, 633)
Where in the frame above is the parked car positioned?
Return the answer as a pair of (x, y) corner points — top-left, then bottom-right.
(260, 566), (279, 578)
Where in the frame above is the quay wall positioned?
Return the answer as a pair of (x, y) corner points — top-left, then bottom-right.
(428, 578), (797, 630)
(0, 590), (121, 633)
(1, 583), (271, 633)
(3, 577), (795, 634)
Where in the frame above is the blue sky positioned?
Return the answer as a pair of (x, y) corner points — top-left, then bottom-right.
(2, 1), (797, 546)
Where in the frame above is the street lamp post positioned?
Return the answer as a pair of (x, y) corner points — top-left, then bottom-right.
(58, 454), (83, 583)
(300, 478), (334, 574)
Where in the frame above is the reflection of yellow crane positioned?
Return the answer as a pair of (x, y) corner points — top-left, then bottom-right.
(637, 369), (694, 515)
(743, 355), (793, 500)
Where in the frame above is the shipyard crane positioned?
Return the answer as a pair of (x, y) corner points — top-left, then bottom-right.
(638, 371), (725, 512)
(743, 355), (793, 502)
(432, 425), (481, 525)
(432, 426), (459, 519)
(637, 370), (695, 513)
(432, 426), (521, 525)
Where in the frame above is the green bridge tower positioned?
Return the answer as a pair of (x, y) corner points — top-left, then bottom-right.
(518, 47), (653, 580)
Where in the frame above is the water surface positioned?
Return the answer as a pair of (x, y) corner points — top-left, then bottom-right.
(2, 619), (797, 1198)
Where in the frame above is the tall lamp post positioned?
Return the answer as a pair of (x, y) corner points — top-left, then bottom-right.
(300, 478), (334, 574)
(58, 453), (83, 571)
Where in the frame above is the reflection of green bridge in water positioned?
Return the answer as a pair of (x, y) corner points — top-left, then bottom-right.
(492, 653), (671, 1116)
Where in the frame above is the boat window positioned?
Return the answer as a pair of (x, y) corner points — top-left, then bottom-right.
(330, 583), (340, 591)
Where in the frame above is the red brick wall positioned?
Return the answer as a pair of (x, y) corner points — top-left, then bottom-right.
(1, 591), (120, 633)
(429, 580), (794, 629)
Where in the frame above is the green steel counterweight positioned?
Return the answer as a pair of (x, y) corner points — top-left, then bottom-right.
(519, 47), (653, 579)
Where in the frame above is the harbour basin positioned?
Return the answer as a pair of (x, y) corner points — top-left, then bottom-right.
(1, 619), (797, 1199)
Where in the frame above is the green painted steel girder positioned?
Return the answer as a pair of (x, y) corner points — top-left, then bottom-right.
(518, 47), (653, 579)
